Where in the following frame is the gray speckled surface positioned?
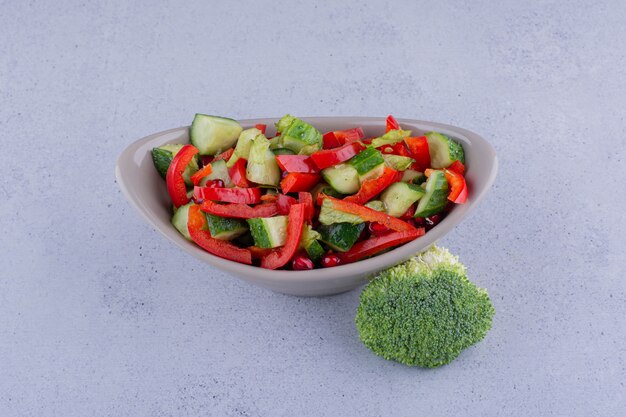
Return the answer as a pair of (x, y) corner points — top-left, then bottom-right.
(1, 0), (625, 416)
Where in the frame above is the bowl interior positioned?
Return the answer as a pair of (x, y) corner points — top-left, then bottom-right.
(116, 117), (497, 296)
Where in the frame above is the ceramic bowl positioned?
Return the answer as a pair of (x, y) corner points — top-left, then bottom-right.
(116, 117), (497, 296)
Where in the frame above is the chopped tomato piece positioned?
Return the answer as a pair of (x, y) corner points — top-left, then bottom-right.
(275, 155), (319, 173)
(310, 142), (365, 170)
(166, 144), (198, 207)
(261, 204), (306, 269)
(280, 173), (320, 193)
(187, 205), (252, 264)
(255, 124), (267, 134)
(200, 201), (279, 218)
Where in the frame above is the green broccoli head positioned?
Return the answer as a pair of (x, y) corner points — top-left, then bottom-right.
(355, 246), (495, 368)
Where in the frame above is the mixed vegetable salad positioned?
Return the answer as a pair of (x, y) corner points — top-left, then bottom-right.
(152, 114), (468, 270)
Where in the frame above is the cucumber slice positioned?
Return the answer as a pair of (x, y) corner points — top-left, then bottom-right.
(383, 154), (414, 171)
(311, 183), (345, 201)
(305, 240), (325, 260)
(272, 148), (297, 155)
(206, 214), (248, 240)
(380, 182), (425, 217)
(226, 128), (262, 168)
(349, 147), (385, 181)
(370, 129), (412, 148)
(190, 114), (243, 155)
(247, 216), (288, 248)
(401, 169), (425, 183)
(199, 159), (233, 188)
(319, 222), (365, 252)
(414, 170), (448, 217)
(318, 199), (364, 225)
(299, 225), (325, 260)
(171, 202), (203, 240)
(151, 144), (199, 186)
(426, 132), (465, 168)
(364, 200), (386, 212)
(268, 136), (283, 150)
(246, 134), (281, 186)
(321, 164), (360, 194)
(275, 114), (323, 154)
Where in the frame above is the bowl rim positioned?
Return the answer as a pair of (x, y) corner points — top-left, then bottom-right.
(116, 116), (497, 285)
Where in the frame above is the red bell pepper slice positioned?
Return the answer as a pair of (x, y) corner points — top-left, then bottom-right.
(277, 194), (297, 215)
(444, 169), (468, 204)
(404, 136), (430, 172)
(386, 115), (400, 132)
(298, 192), (314, 223)
(228, 158), (250, 187)
(337, 229), (424, 264)
(194, 186), (262, 204)
(248, 246), (273, 259)
(310, 142), (365, 170)
(187, 205), (252, 265)
(322, 131), (342, 149)
(200, 200), (279, 219)
(322, 128), (364, 149)
(448, 160), (465, 175)
(275, 155), (319, 173)
(255, 124), (267, 134)
(190, 163), (213, 186)
(344, 167), (400, 205)
(166, 144), (199, 207)
(213, 148), (234, 162)
(380, 142), (411, 158)
(400, 204), (416, 219)
(261, 203), (305, 269)
(321, 195), (417, 232)
(280, 173), (320, 193)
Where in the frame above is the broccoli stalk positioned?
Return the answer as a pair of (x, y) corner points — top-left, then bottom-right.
(355, 246), (495, 367)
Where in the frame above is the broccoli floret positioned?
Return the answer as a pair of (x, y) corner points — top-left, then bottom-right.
(355, 246), (495, 367)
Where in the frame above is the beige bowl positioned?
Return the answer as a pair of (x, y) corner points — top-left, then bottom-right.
(116, 117), (497, 296)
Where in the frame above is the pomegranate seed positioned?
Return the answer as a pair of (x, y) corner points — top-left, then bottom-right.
(425, 214), (443, 230)
(321, 254), (341, 268)
(201, 155), (214, 166)
(368, 222), (390, 236)
(413, 217), (426, 226)
(292, 255), (314, 270)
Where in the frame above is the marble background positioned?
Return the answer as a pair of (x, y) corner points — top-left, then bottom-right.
(1, 0), (624, 416)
